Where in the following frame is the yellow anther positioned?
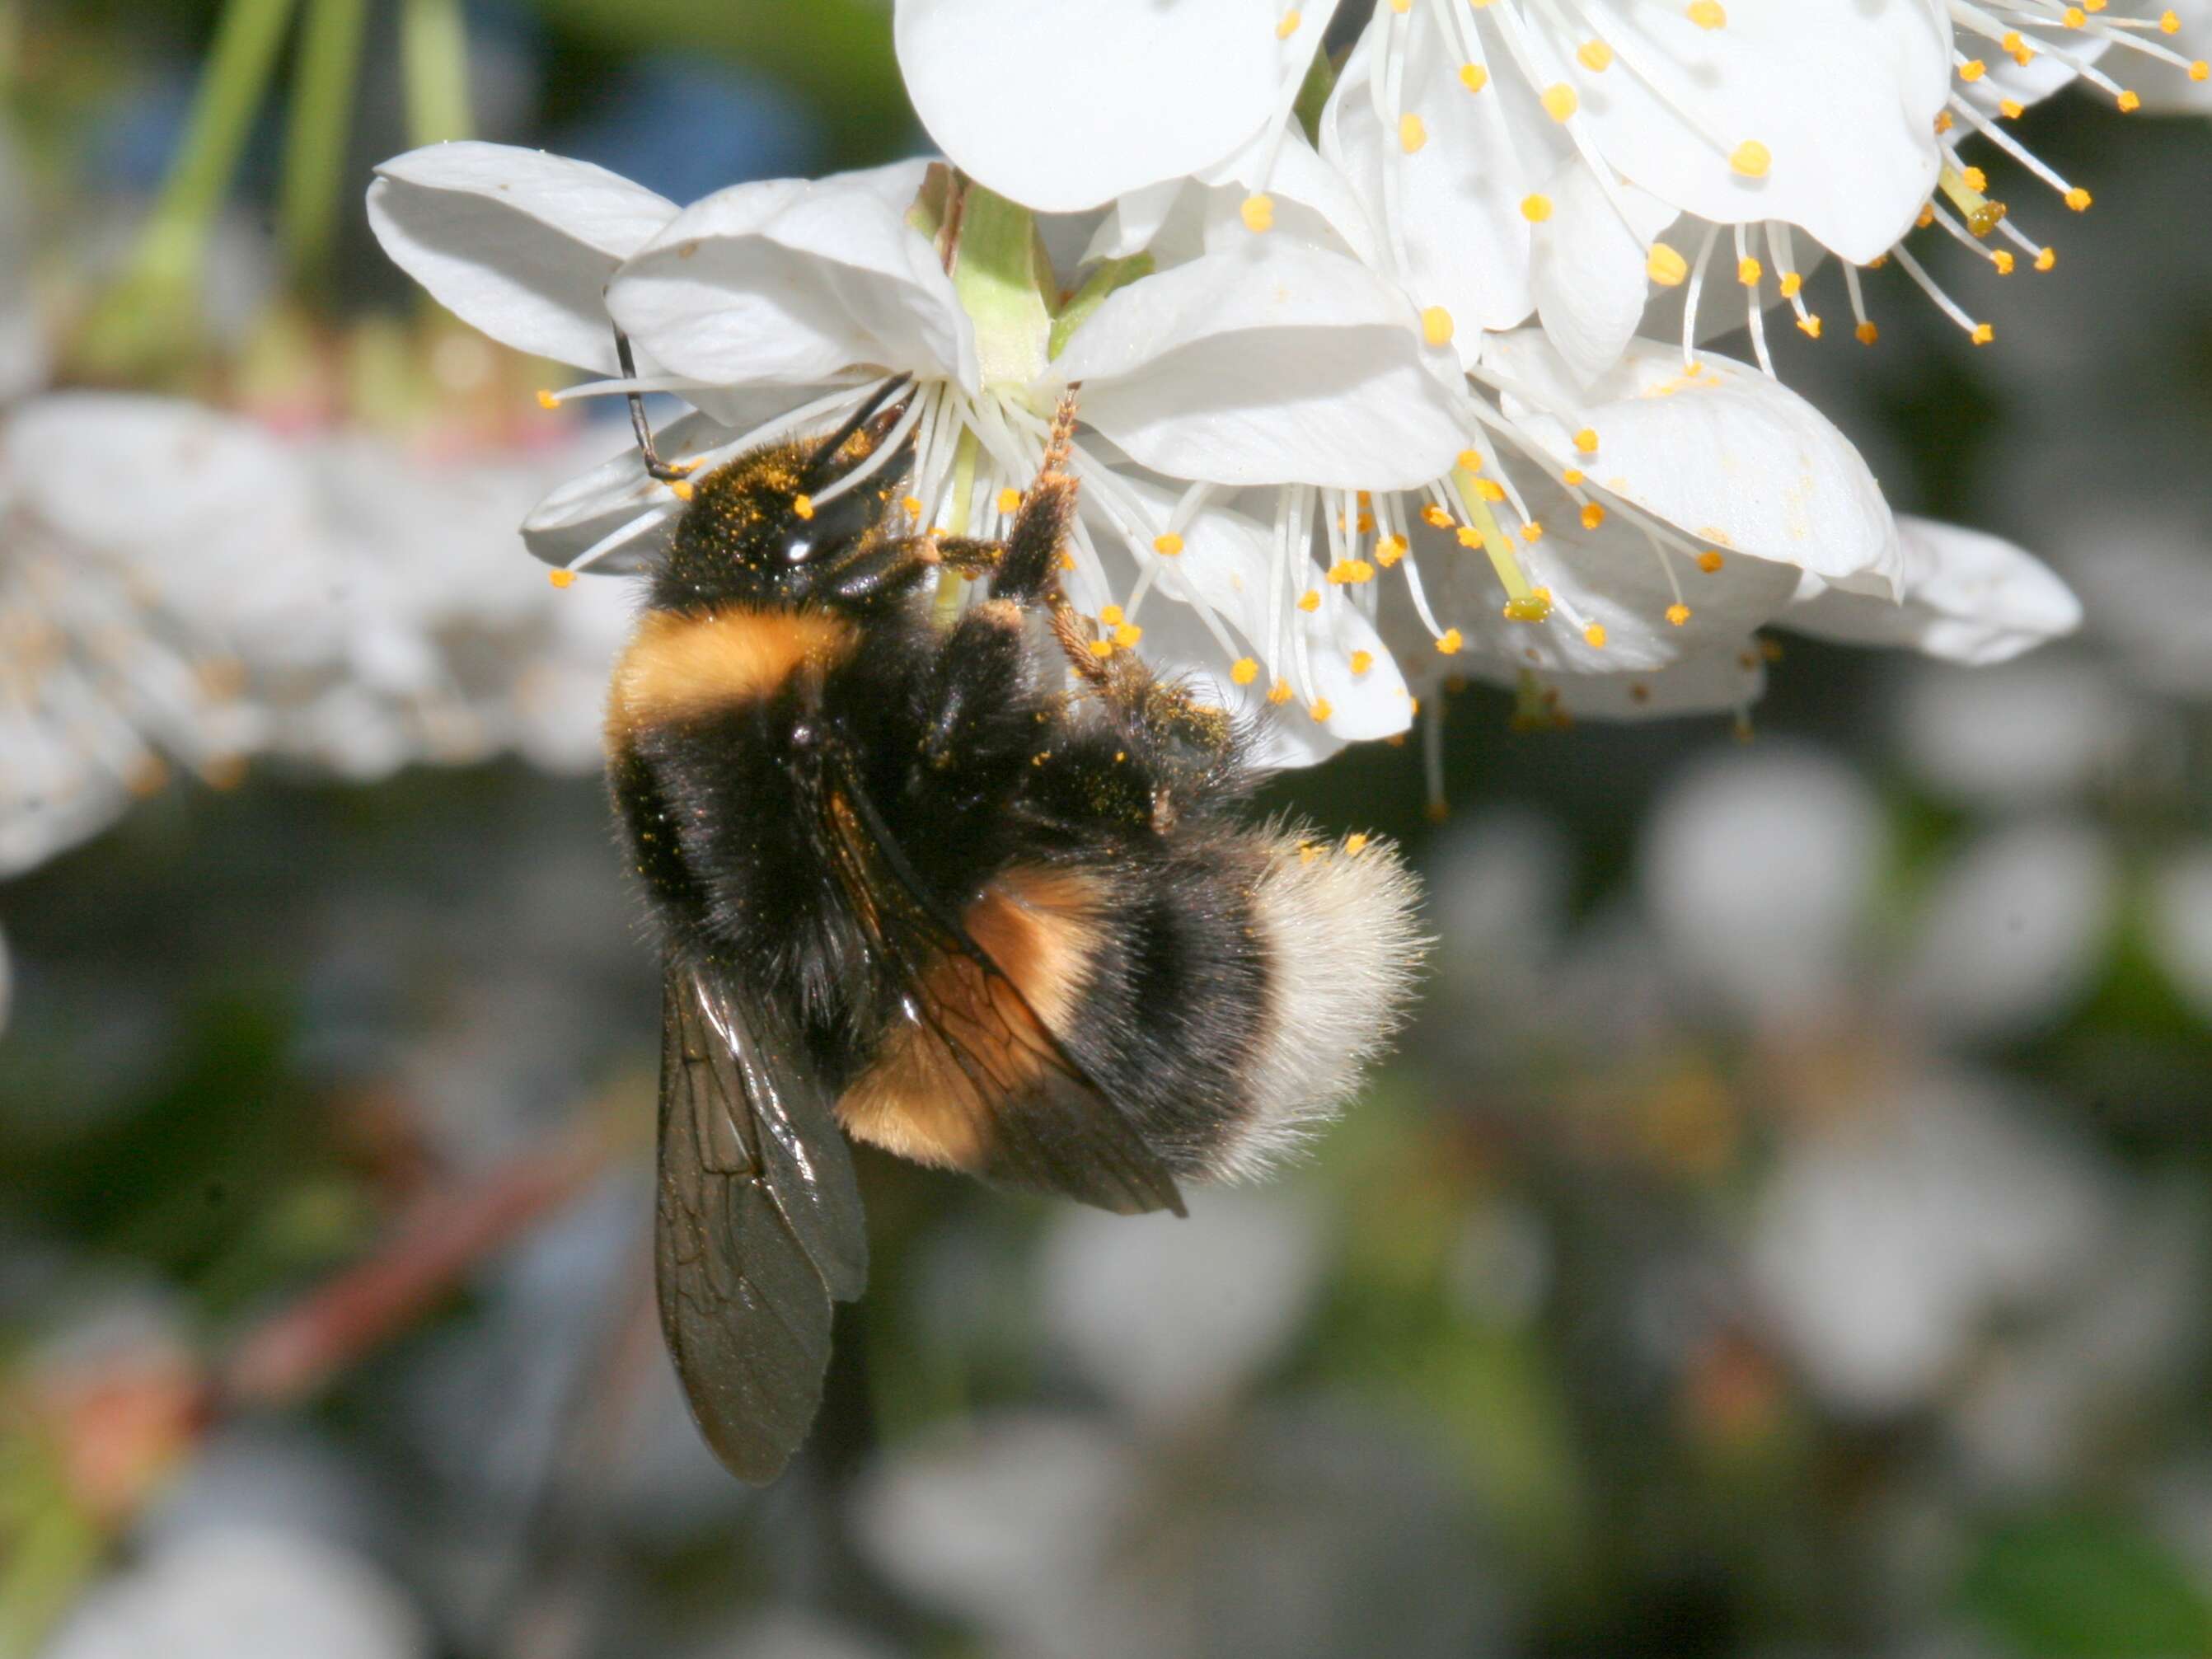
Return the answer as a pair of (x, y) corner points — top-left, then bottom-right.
(1737, 255), (1762, 285)
(1541, 83), (1579, 121)
(1101, 604), (1124, 625)
(1343, 832), (1370, 855)
(1390, 0), (1410, 10)
(2117, 90), (2141, 111)
(1503, 590), (1553, 624)
(1561, 467), (1585, 486)
(1460, 62), (1491, 92)
(1572, 427), (1599, 454)
(1855, 320), (1880, 344)
(1231, 657), (1259, 685)
(997, 487), (1023, 513)
(1962, 166), (1988, 191)
(2162, 9), (2181, 29)
(1299, 841), (1319, 865)
(2193, 62), (2211, 82)
(1581, 503), (1606, 529)
(1994, 250), (2015, 274)
(793, 494), (815, 519)
(1351, 560), (1375, 583)
(1647, 241), (1689, 286)
(1436, 628), (1465, 654)
(2003, 30), (2027, 52)
(1474, 478), (1507, 503)
(902, 494), (925, 516)
(2036, 246), (2057, 271)
(1310, 698), (1333, 722)
(2062, 6), (2084, 24)
(670, 479), (696, 501)
(1521, 194), (1554, 223)
(1422, 504), (1455, 529)
(1797, 314), (1822, 338)
(1696, 551), (1725, 573)
(1521, 522), (1544, 542)
(1241, 193), (1275, 232)
(1686, 0), (1726, 26)
(1729, 140), (1770, 178)
(1297, 588), (1321, 613)
(1917, 205), (1936, 228)
(1421, 306), (1455, 346)
(1114, 623), (1143, 647)
(1153, 532), (1183, 556)
(548, 568), (576, 588)
(1400, 113), (1428, 152)
(535, 388), (561, 410)
(1583, 623), (1607, 648)
(1276, 7), (1301, 38)
(1971, 322), (1994, 344)
(1999, 98), (2025, 119)
(1351, 650), (1374, 675)
(1455, 526), (1484, 549)
(1268, 678), (1294, 705)
(1089, 639), (1115, 658)
(1577, 39), (1614, 71)
(1327, 560), (1354, 583)
(2066, 185), (2093, 210)
(1456, 448), (1483, 472)
(1357, 513), (1375, 534)
(1779, 271), (1802, 298)
(1959, 58), (1986, 82)
(1377, 535), (1408, 566)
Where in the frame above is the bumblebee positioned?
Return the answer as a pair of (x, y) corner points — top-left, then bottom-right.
(604, 368), (1423, 1481)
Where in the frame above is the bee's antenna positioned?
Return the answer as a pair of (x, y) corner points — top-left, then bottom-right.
(613, 327), (693, 483)
(802, 374), (917, 484)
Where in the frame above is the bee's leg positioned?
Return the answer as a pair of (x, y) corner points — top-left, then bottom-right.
(992, 393), (1083, 607)
(912, 602), (1039, 777)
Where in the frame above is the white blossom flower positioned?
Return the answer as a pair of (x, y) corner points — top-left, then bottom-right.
(1317, 0), (2206, 376)
(370, 143), (1474, 757)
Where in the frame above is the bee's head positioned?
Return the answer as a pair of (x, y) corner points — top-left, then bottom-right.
(651, 388), (915, 615)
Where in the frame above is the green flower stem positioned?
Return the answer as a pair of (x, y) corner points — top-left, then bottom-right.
(949, 180), (1052, 393)
(279, 0), (368, 283)
(77, 0), (298, 375)
(401, 0), (473, 148)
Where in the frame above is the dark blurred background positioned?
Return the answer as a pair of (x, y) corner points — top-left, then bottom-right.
(3, 3), (2210, 1656)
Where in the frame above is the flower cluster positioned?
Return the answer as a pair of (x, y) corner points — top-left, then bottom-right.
(366, 0), (2200, 766)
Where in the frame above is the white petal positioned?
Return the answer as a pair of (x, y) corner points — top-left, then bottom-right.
(519, 409), (747, 571)
(1082, 180), (1184, 262)
(1050, 242), (1465, 490)
(1080, 467), (1411, 756)
(1783, 515), (2079, 664)
(894, 0), (1333, 212)
(1460, 643), (1768, 723)
(1322, 12), (1547, 342)
(1554, 0), (1952, 263)
(367, 143), (678, 373)
(1198, 131), (1386, 270)
(1381, 517), (1798, 681)
(1530, 157), (1675, 390)
(1892, 658), (2135, 809)
(1483, 330), (1904, 593)
(608, 163), (974, 391)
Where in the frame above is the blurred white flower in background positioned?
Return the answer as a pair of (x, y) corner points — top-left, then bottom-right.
(41, 1527), (427, 1659)
(855, 1186), (1507, 1658)
(0, 391), (632, 879)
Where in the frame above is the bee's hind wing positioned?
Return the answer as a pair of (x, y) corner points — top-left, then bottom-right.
(818, 747), (1186, 1221)
(655, 962), (868, 1483)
